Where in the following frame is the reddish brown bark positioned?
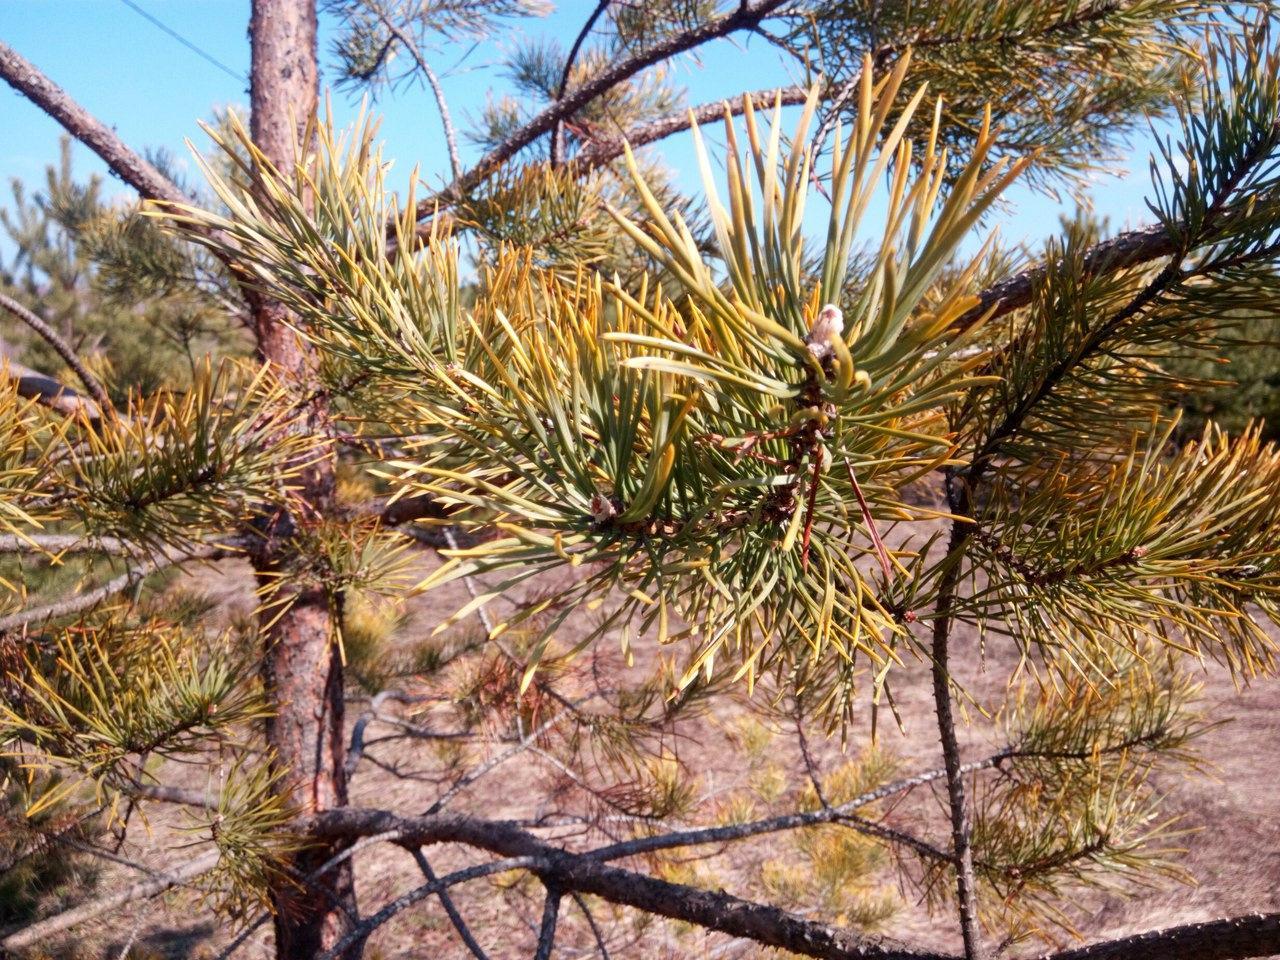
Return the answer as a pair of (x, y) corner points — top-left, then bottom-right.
(247, 1), (356, 956)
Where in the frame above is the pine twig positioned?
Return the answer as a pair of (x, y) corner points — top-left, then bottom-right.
(534, 883), (563, 960)
(551, 0), (612, 166)
(930, 502), (986, 960)
(409, 847), (491, 960)
(0, 539), (246, 636)
(0, 293), (110, 410)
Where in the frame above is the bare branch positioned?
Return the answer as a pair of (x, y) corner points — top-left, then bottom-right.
(0, 293), (111, 409)
(583, 753), (1004, 863)
(408, 847), (491, 960)
(551, 0), (612, 166)
(0, 41), (189, 206)
(930, 519), (986, 960)
(835, 814), (954, 865)
(0, 534), (139, 555)
(364, 2), (463, 181)
(955, 221), (1173, 332)
(312, 807), (946, 960)
(128, 783), (220, 809)
(425, 702), (579, 814)
(419, 59), (462, 182)
(572, 84), (811, 172)
(572, 890), (612, 959)
(0, 849), (222, 951)
(534, 882), (562, 960)
(1034, 914), (1280, 960)
(1, 353), (100, 418)
(318, 857), (542, 960)
(0, 539), (247, 636)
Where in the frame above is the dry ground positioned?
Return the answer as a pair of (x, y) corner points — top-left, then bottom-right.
(12, 538), (1280, 960)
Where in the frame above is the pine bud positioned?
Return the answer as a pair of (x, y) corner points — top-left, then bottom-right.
(590, 492), (618, 524)
(805, 304), (844, 360)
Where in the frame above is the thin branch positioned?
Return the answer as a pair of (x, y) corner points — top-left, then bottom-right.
(408, 847), (491, 960)
(420, 58), (463, 182)
(365, 2), (463, 181)
(0, 533), (140, 555)
(127, 783), (219, 809)
(572, 84), (811, 171)
(551, 0), (612, 166)
(572, 891), (612, 960)
(345, 689), (435, 777)
(535, 883), (563, 960)
(425, 703), (577, 814)
(0, 41), (189, 206)
(444, 526), (494, 635)
(0, 562), (151, 635)
(0, 293), (110, 409)
(409, 0), (790, 225)
(317, 857), (543, 960)
(834, 814), (953, 865)
(0, 539), (246, 635)
(930, 505), (986, 960)
(0, 849), (222, 951)
(583, 753), (1005, 864)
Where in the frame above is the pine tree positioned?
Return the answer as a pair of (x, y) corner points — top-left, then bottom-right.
(1, 3), (1279, 959)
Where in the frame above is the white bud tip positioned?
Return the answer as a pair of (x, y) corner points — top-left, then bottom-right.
(807, 304), (844, 344)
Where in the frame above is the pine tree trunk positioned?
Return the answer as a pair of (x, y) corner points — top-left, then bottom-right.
(248, 1), (358, 955)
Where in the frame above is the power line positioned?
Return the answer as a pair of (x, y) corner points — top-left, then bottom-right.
(116, 0), (245, 84)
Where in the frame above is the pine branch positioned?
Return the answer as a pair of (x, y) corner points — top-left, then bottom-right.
(0, 293), (110, 410)
(572, 84), (812, 170)
(408, 0), (790, 225)
(0, 41), (189, 207)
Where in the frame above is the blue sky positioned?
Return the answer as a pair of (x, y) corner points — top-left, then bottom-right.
(0, 1), (1165, 255)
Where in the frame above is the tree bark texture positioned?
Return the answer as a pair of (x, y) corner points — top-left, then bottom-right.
(248, 1), (355, 956)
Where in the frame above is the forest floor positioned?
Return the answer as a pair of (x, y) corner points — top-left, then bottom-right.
(17, 529), (1280, 960)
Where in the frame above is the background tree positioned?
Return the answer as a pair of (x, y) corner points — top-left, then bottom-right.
(0, 3), (1278, 960)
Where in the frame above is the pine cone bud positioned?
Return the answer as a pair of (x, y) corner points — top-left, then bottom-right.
(590, 492), (618, 524)
(805, 304), (844, 360)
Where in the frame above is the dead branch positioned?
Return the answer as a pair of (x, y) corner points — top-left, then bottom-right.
(0, 849), (222, 951)
(0, 293), (110, 409)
